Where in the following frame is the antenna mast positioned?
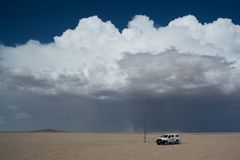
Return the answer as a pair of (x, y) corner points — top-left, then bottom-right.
(144, 97), (147, 143)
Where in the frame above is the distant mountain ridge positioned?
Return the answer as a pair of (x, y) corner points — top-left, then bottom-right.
(0, 129), (66, 133)
(31, 129), (66, 132)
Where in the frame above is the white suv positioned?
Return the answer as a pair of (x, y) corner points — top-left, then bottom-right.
(156, 133), (181, 145)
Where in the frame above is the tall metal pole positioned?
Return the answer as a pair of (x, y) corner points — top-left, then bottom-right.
(144, 97), (147, 143)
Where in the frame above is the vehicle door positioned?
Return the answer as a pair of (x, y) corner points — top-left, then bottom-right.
(169, 135), (174, 143)
(167, 135), (172, 143)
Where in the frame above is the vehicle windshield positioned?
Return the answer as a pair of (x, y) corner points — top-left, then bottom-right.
(160, 135), (168, 138)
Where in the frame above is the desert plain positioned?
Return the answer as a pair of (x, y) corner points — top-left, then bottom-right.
(0, 132), (240, 160)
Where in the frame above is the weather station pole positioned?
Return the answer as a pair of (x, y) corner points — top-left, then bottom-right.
(144, 97), (147, 143)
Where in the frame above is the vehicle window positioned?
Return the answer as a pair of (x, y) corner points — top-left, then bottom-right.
(176, 135), (179, 137)
(168, 135), (171, 138)
(171, 135), (174, 137)
(161, 135), (168, 138)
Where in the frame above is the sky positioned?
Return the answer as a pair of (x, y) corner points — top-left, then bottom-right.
(0, 0), (240, 132)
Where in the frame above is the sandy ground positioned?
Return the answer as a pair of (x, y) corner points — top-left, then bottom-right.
(0, 132), (240, 160)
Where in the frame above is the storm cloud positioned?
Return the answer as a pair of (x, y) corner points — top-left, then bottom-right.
(0, 15), (240, 132)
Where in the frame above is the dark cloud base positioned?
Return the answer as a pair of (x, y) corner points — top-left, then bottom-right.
(1, 87), (240, 132)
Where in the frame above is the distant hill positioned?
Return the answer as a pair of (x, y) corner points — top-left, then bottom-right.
(30, 129), (66, 133)
(0, 129), (66, 133)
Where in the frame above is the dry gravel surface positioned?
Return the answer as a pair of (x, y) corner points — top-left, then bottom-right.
(0, 132), (240, 160)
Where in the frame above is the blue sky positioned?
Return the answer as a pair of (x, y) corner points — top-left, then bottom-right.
(1, 0), (240, 132)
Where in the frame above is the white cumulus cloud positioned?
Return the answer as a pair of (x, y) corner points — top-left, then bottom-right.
(0, 15), (240, 98)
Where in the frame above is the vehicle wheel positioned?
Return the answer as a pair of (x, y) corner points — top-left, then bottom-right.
(175, 140), (179, 144)
(156, 140), (161, 145)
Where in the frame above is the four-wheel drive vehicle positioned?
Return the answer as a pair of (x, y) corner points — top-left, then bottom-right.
(156, 133), (181, 145)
